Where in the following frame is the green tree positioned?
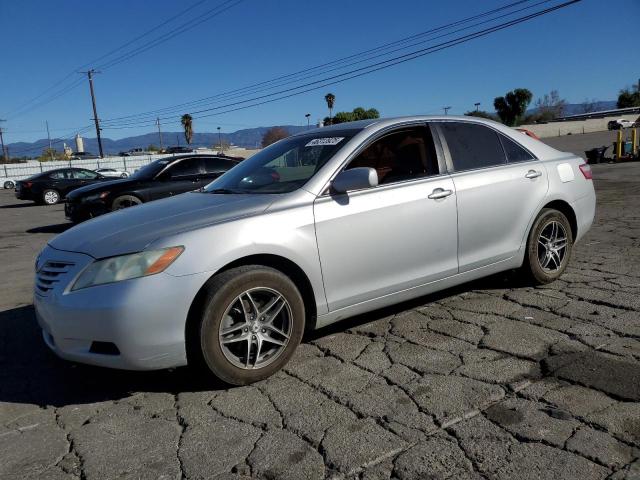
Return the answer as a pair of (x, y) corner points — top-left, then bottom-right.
(147, 144), (160, 152)
(181, 114), (193, 145)
(464, 110), (499, 121)
(261, 127), (289, 148)
(493, 88), (533, 126)
(38, 148), (65, 162)
(323, 106), (379, 125)
(617, 84), (640, 108)
(324, 93), (336, 125)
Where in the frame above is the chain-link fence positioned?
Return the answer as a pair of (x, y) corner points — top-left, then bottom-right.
(1, 154), (175, 181)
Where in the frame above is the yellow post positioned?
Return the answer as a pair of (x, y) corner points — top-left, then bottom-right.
(632, 128), (638, 156)
(616, 130), (623, 160)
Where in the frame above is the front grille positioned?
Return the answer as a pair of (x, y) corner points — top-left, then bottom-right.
(36, 261), (75, 296)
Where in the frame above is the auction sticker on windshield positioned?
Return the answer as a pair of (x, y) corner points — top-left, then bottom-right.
(305, 137), (344, 147)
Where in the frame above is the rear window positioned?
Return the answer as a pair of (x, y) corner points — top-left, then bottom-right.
(203, 158), (238, 173)
(440, 122), (506, 171)
(499, 134), (535, 163)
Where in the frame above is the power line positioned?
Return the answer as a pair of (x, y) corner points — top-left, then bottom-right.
(100, 0), (547, 126)
(105, 0), (581, 127)
(4, 0), (244, 120)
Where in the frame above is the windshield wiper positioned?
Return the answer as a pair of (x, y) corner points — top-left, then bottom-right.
(208, 188), (242, 194)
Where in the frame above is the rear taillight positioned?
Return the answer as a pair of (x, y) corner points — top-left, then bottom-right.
(579, 164), (592, 180)
(24, 181), (33, 188)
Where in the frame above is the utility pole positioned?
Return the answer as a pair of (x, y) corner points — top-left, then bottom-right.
(474, 102), (481, 112)
(443, 106), (452, 115)
(46, 120), (54, 160)
(0, 120), (6, 162)
(156, 117), (163, 150)
(83, 70), (104, 158)
(217, 127), (222, 153)
(305, 113), (311, 129)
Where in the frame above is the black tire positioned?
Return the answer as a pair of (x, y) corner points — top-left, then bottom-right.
(120, 173), (128, 178)
(521, 208), (573, 285)
(193, 265), (305, 385)
(42, 189), (61, 205)
(112, 194), (142, 210)
(3, 180), (14, 189)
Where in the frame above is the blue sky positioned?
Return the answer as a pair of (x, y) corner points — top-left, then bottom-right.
(1, 0), (638, 144)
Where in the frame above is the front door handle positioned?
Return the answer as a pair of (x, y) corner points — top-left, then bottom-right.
(428, 188), (453, 200)
(525, 170), (542, 179)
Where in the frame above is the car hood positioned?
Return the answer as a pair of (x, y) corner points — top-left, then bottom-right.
(67, 178), (135, 198)
(49, 192), (274, 258)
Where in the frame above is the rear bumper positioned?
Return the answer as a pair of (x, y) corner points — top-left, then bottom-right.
(15, 189), (35, 200)
(571, 191), (596, 243)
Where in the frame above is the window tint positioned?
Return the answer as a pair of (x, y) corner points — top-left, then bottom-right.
(203, 158), (238, 173)
(168, 158), (202, 177)
(70, 169), (99, 179)
(346, 127), (439, 184)
(499, 134), (535, 163)
(441, 122), (506, 171)
(49, 171), (65, 179)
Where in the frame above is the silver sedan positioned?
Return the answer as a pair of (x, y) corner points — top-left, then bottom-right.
(34, 116), (596, 385)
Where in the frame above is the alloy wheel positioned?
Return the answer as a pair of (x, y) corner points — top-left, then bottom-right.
(44, 191), (59, 205)
(536, 220), (568, 272)
(218, 287), (292, 370)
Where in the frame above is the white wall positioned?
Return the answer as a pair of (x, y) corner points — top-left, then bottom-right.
(520, 114), (640, 138)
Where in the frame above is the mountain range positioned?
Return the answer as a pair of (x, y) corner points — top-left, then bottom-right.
(7, 102), (619, 157)
(8, 125), (311, 157)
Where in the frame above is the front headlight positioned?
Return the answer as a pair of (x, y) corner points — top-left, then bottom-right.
(71, 246), (184, 291)
(82, 191), (109, 202)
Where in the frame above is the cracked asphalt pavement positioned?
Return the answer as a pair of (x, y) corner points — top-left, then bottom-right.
(1, 162), (639, 479)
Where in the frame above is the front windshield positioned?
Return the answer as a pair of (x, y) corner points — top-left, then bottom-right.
(130, 158), (171, 179)
(204, 133), (354, 194)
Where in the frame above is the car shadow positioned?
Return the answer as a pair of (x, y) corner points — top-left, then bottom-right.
(26, 223), (74, 234)
(0, 202), (37, 209)
(1, 272), (637, 409)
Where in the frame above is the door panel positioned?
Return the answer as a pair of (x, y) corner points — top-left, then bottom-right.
(451, 162), (548, 271)
(314, 176), (458, 311)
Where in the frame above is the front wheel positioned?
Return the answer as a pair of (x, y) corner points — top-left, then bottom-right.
(521, 208), (573, 284)
(3, 180), (15, 189)
(112, 194), (142, 210)
(42, 189), (61, 205)
(194, 266), (305, 385)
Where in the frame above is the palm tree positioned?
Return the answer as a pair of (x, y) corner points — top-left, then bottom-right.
(324, 93), (335, 125)
(181, 114), (193, 145)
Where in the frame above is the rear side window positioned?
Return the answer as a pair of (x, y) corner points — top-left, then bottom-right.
(203, 158), (238, 173)
(440, 122), (506, 171)
(499, 134), (535, 163)
(49, 171), (65, 179)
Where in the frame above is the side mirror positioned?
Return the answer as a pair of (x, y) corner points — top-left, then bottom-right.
(332, 167), (378, 194)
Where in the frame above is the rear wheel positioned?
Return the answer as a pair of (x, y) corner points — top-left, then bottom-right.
(194, 266), (305, 385)
(112, 194), (142, 210)
(3, 180), (14, 189)
(42, 189), (60, 205)
(521, 208), (573, 284)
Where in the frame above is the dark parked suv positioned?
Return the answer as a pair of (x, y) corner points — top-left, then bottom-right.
(15, 168), (108, 205)
(64, 154), (241, 222)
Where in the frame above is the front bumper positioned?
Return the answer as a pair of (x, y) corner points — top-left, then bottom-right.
(34, 245), (210, 370)
(65, 200), (109, 222)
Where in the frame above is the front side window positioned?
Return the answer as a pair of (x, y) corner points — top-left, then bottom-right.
(205, 133), (354, 194)
(167, 158), (202, 178)
(49, 171), (65, 179)
(346, 126), (439, 184)
(499, 134), (535, 163)
(441, 122), (506, 171)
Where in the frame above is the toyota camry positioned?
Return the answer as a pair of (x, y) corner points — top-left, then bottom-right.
(34, 116), (595, 385)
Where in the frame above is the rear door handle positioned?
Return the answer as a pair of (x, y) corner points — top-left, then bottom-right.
(428, 188), (453, 200)
(525, 170), (542, 179)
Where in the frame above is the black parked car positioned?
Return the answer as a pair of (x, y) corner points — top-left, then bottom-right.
(64, 154), (241, 223)
(15, 168), (108, 205)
